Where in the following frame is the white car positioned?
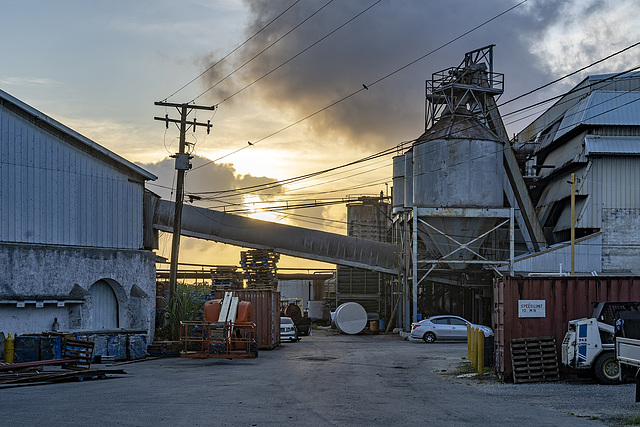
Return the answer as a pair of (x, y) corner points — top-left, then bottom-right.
(410, 315), (493, 343)
(280, 316), (299, 342)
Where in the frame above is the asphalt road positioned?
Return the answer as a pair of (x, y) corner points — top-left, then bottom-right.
(0, 330), (638, 426)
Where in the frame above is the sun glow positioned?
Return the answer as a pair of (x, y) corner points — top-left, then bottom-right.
(243, 195), (289, 223)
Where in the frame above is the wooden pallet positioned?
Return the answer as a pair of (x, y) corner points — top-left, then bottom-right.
(147, 341), (181, 358)
(0, 367), (126, 387)
(63, 339), (95, 370)
(510, 336), (560, 383)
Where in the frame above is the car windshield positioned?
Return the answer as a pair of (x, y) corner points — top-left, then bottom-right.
(281, 318), (293, 324)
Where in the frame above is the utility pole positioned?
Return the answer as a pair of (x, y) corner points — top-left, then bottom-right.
(154, 101), (215, 303)
(570, 173), (576, 275)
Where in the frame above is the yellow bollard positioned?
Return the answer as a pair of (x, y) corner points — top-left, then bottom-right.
(470, 327), (477, 367)
(477, 328), (484, 375)
(4, 333), (15, 363)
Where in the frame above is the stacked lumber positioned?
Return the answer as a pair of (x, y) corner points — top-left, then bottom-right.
(210, 266), (242, 290)
(0, 366), (126, 386)
(240, 249), (279, 288)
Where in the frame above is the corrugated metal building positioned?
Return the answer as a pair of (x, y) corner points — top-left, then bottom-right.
(336, 197), (394, 320)
(515, 72), (640, 274)
(0, 88), (158, 337)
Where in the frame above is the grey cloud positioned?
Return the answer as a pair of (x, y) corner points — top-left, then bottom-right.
(195, 0), (636, 147)
(137, 155), (283, 206)
(196, 1), (558, 147)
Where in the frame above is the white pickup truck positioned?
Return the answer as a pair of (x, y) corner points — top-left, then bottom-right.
(617, 337), (640, 368)
(616, 311), (640, 402)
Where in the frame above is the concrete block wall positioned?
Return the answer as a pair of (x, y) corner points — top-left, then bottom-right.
(602, 208), (640, 274)
(0, 242), (156, 339)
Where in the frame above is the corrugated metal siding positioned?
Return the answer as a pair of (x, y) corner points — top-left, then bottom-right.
(336, 266), (381, 314)
(553, 198), (587, 232)
(504, 233), (601, 274)
(536, 156), (640, 231)
(517, 87), (590, 143)
(518, 73), (640, 143)
(537, 135), (584, 179)
(536, 167), (584, 213)
(493, 276), (640, 381)
(584, 135), (640, 155)
(556, 91), (640, 140)
(0, 102), (144, 249)
(582, 157), (640, 228)
(591, 125), (640, 137)
(587, 72), (640, 92)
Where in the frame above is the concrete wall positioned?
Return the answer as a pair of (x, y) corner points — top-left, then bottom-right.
(602, 208), (640, 274)
(0, 242), (156, 339)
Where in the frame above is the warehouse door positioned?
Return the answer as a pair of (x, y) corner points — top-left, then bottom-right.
(90, 280), (119, 329)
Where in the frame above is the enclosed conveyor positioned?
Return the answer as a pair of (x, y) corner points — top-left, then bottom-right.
(153, 199), (399, 275)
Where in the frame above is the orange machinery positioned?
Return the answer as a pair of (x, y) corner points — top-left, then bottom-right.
(180, 293), (258, 359)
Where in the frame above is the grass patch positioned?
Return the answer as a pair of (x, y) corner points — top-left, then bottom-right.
(444, 361), (478, 376)
(623, 414), (640, 425)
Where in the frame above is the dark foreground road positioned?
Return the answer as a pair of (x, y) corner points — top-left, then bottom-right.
(0, 330), (637, 426)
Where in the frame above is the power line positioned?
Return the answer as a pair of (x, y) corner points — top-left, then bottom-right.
(191, 0), (527, 170)
(212, 0), (383, 105)
(193, 0), (337, 103)
(192, 141), (403, 195)
(162, 0), (302, 102)
(192, 155), (392, 200)
(216, 73), (640, 215)
(499, 41), (640, 108)
(188, 38), (640, 230)
(192, 66), (640, 209)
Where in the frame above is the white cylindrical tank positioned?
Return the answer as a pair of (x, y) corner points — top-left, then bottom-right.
(333, 302), (368, 335)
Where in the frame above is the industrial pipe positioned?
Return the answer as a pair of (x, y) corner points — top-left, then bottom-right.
(154, 199), (399, 275)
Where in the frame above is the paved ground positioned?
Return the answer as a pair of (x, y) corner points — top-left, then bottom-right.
(1, 330), (638, 426)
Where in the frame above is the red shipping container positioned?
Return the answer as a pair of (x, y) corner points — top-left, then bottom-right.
(493, 276), (640, 381)
(215, 289), (281, 349)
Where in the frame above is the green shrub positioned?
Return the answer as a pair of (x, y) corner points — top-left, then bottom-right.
(156, 283), (204, 341)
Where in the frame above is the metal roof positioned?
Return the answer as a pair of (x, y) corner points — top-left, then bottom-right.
(0, 88), (156, 181)
(556, 90), (640, 140)
(497, 233), (602, 274)
(584, 135), (640, 155)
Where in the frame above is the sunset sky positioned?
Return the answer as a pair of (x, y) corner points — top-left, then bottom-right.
(2, 0), (639, 270)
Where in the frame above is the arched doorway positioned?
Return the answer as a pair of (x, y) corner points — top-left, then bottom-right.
(89, 280), (119, 329)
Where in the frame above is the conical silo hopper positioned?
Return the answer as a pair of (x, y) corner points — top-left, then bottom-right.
(413, 107), (504, 269)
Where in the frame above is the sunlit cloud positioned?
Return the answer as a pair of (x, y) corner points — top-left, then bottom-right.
(528, 0), (640, 81)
